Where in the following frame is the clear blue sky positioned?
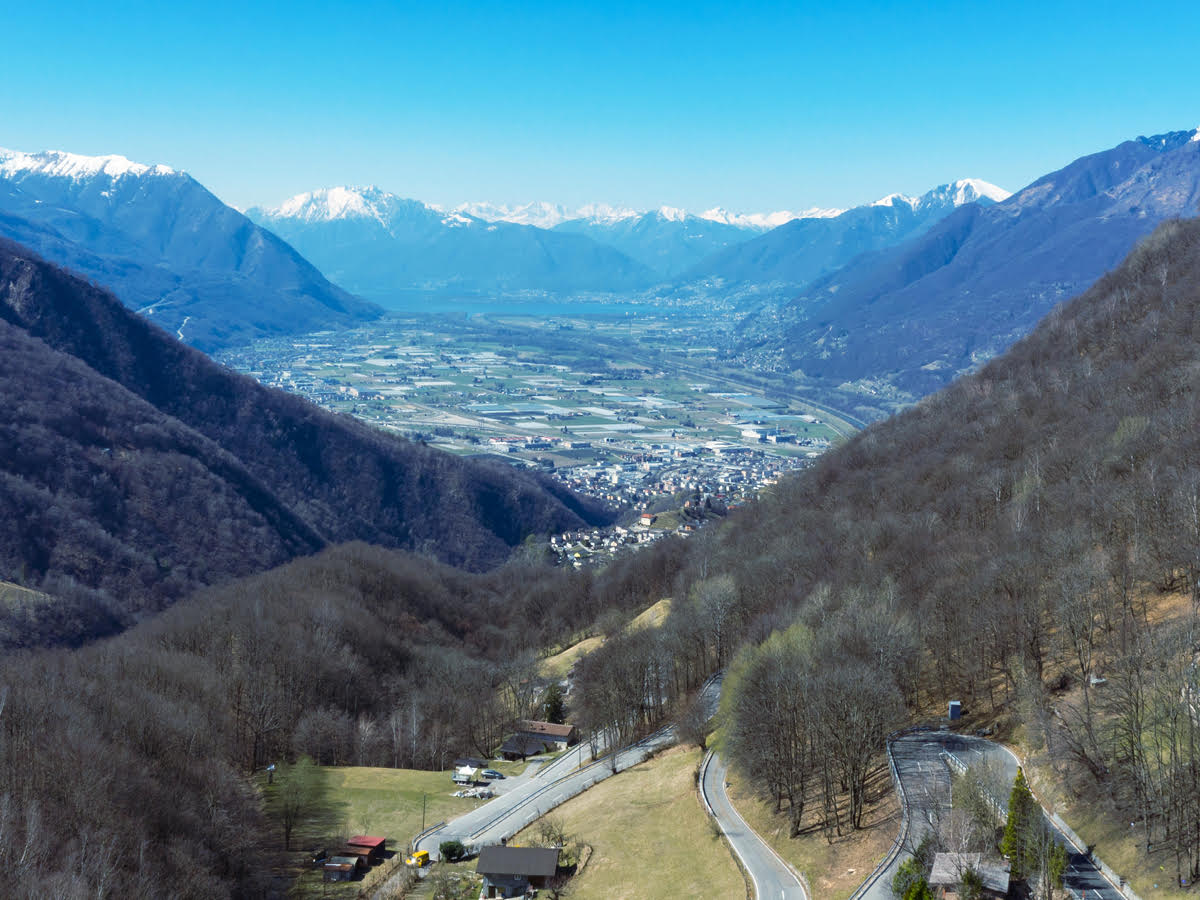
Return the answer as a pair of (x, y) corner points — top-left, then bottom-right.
(3, 0), (1198, 213)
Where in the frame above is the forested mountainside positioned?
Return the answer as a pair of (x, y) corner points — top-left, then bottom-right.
(736, 129), (1200, 414)
(0, 150), (380, 350)
(0, 538), (688, 899)
(8, 218), (1200, 896)
(0, 239), (611, 648)
(705, 217), (1200, 875)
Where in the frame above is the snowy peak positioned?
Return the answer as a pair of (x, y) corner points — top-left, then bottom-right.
(653, 205), (689, 223)
(871, 179), (1011, 211)
(0, 147), (175, 181)
(270, 186), (412, 226)
(263, 186), (483, 232)
(871, 192), (915, 209)
(933, 178), (1011, 206)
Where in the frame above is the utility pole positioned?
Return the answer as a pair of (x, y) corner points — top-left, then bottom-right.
(422, 792), (427, 832)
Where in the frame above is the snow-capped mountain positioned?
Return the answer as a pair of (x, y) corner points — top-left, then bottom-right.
(248, 187), (653, 297)
(0, 148), (176, 181)
(738, 130), (1200, 405)
(684, 178), (1010, 289)
(445, 186), (1005, 282)
(870, 178), (1011, 210)
(0, 147), (377, 350)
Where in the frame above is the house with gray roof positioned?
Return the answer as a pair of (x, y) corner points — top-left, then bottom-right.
(476, 845), (560, 898)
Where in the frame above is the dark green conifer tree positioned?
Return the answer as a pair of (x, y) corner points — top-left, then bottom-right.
(1000, 767), (1041, 878)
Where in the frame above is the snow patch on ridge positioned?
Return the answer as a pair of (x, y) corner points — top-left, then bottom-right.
(699, 207), (843, 229)
(454, 201), (569, 228)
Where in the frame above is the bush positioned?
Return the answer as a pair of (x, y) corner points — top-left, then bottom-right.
(439, 840), (467, 862)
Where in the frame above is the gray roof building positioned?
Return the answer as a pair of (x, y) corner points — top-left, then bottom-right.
(928, 852), (1011, 898)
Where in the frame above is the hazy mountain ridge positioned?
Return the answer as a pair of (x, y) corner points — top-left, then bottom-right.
(683, 178), (1008, 290)
(0, 147), (381, 350)
(251, 180), (1004, 295)
(741, 128), (1200, 408)
(0, 237), (612, 646)
(553, 207), (757, 278)
(451, 200), (823, 231)
(248, 187), (657, 297)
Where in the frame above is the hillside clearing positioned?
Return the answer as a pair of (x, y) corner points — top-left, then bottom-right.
(538, 597), (672, 680)
(266, 764), (511, 898)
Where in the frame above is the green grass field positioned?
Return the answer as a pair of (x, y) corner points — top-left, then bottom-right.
(267, 763), (526, 898)
(514, 746), (744, 900)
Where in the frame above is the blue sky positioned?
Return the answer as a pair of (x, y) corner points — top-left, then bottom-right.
(3, 0), (1198, 213)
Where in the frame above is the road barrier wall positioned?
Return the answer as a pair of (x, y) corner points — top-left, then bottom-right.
(848, 728), (914, 900)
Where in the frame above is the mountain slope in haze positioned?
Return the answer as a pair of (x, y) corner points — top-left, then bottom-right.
(553, 206), (756, 279)
(743, 129), (1200, 407)
(0, 148), (380, 350)
(686, 178), (1009, 289)
(0, 238), (612, 647)
(248, 187), (655, 299)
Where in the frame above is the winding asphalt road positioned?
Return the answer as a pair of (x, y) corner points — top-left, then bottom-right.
(854, 730), (1126, 900)
(701, 751), (809, 900)
(413, 674), (724, 860)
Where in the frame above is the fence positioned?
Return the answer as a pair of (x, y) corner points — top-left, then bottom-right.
(941, 746), (1144, 900)
(848, 728), (914, 900)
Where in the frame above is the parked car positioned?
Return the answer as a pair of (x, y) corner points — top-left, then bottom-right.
(482, 769), (505, 779)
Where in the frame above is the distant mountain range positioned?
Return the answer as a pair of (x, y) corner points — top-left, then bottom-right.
(249, 183), (1001, 295)
(0, 148), (380, 351)
(246, 188), (657, 297)
(0, 237), (611, 647)
(736, 128), (1200, 412)
(552, 207), (758, 279)
(452, 200), (835, 231)
(15, 130), (1188, 423)
(0, 143), (1019, 346)
(685, 179), (1010, 289)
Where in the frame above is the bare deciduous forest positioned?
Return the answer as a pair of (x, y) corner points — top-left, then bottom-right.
(5, 218), (1200, 895)
(0, 239), (612, 647)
